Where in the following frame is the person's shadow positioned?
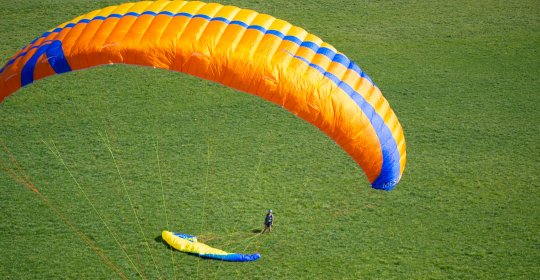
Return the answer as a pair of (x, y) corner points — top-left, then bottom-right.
(251, 229), (262, 233)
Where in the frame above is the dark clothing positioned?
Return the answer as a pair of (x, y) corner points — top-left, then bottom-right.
(264, 214), (273, 226)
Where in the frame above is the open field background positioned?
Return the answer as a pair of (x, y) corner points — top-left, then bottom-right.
(0, 0), (538, 279)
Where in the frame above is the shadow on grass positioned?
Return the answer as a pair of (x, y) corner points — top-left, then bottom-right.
(154, 235), (173, 251)
(251, 229), (262, 233)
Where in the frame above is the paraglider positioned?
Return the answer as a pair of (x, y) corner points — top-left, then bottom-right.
(0, 0), (406, 190)
(162, 230), (261, 262)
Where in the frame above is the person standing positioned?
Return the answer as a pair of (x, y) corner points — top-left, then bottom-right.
(262, 210), (274, 233)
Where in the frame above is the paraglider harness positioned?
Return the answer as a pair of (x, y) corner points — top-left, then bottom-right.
(264, 213), (273, 227)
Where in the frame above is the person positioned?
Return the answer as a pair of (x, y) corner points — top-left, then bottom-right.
(262, 210), (274, 233)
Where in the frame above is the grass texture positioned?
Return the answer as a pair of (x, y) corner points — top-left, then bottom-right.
(0, 0), (538, 279)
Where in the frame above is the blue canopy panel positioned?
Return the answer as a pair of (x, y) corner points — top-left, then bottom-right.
(202, 253), (261, 262)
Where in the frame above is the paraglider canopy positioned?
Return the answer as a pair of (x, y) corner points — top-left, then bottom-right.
(0, 0), (406, 190)
(163, 231), (261, 262)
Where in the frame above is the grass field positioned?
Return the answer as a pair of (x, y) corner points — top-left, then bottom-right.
(0, 0), (539, 279)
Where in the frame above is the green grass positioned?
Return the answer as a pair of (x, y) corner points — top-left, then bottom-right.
(1, 0), (539, 279)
